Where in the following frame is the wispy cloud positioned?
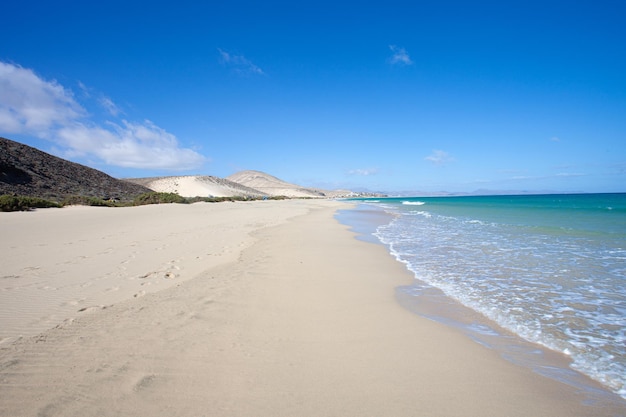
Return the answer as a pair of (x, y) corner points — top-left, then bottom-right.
(550, 136), (561, 142)
(99, 96), (122, 117)
(347, 168), (379, 176)
(425, 150), (454, 165)
(77, 81), (91, 98)
(388, 45), (413, 65)
(555, 172), (584, 177)
(0, 61), (206, 171)
(78, 81), (124, 117)
(218, 48), (265, 75)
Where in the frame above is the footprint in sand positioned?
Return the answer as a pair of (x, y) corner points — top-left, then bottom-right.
(77, 305), (105, 313)
(133, 374), (157, 392)
(65, 298), (85, 307)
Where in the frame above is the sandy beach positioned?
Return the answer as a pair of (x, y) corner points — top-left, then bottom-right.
(1, 200), (624, 416)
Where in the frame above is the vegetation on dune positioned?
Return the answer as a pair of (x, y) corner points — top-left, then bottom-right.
(0, 192), (293, 212)
(0, 195), (61, 211)
(132, 192), (188, 205)
(186, 196), (248, 203)
(133, 192), (291, 204)
(61, 195), (119, 207)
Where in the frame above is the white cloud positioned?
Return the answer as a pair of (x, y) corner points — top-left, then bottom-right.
(0, 62), (85, 136)
(0, 61), (206, 171)
(425, 149), (454, 165)
(388, 45), (413, 65)
(348, 168), (379, 176)
(550, 136), (561, 142)
(56, 120), (206, 170)
(218, 48), (265, 75)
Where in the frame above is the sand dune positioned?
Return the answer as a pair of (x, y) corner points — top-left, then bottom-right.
(128, 171), (364, 199)
(127, 175), (266, 198)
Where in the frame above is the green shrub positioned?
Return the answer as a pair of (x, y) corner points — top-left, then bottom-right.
(133, 192), (188, 205)
(186, 196), (265, 203)
(61, 196), (118, 207)
(0, 195), (61, 212)
(0, 193), (295, 212)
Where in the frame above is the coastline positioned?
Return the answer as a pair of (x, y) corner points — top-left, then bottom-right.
(1, 200), (624, 416)
(338, 202), (626, 408)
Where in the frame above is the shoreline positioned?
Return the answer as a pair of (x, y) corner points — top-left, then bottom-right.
(338, 202), (626, 407)
(1, 200), (625, 416)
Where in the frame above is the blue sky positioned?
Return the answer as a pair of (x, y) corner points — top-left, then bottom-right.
(1, 0), (625, 193)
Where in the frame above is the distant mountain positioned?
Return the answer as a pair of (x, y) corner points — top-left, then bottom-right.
(0, 137), (151, 201)
(226, 170), (328, 198)
(385, 189), (569, 197)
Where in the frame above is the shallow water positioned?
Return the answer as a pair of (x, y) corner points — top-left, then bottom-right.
(338, 194), (626, 402)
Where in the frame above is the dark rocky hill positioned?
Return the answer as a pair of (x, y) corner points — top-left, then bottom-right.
(0, 137), (151, 202)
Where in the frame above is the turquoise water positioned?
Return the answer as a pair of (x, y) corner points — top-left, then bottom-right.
(348, 193), (626, 399)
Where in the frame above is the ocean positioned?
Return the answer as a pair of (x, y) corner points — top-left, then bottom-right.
(339, 193), (626, 401)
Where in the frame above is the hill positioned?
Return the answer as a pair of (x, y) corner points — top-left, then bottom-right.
(226, 170), (328, 198)
(1, 137), (375, 202)
(0, 137), (151, 202)
(126, 176), (268, 198)
(129, 172), (340, 199)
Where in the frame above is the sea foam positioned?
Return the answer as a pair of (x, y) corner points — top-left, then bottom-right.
(363, 194), (626, 400)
